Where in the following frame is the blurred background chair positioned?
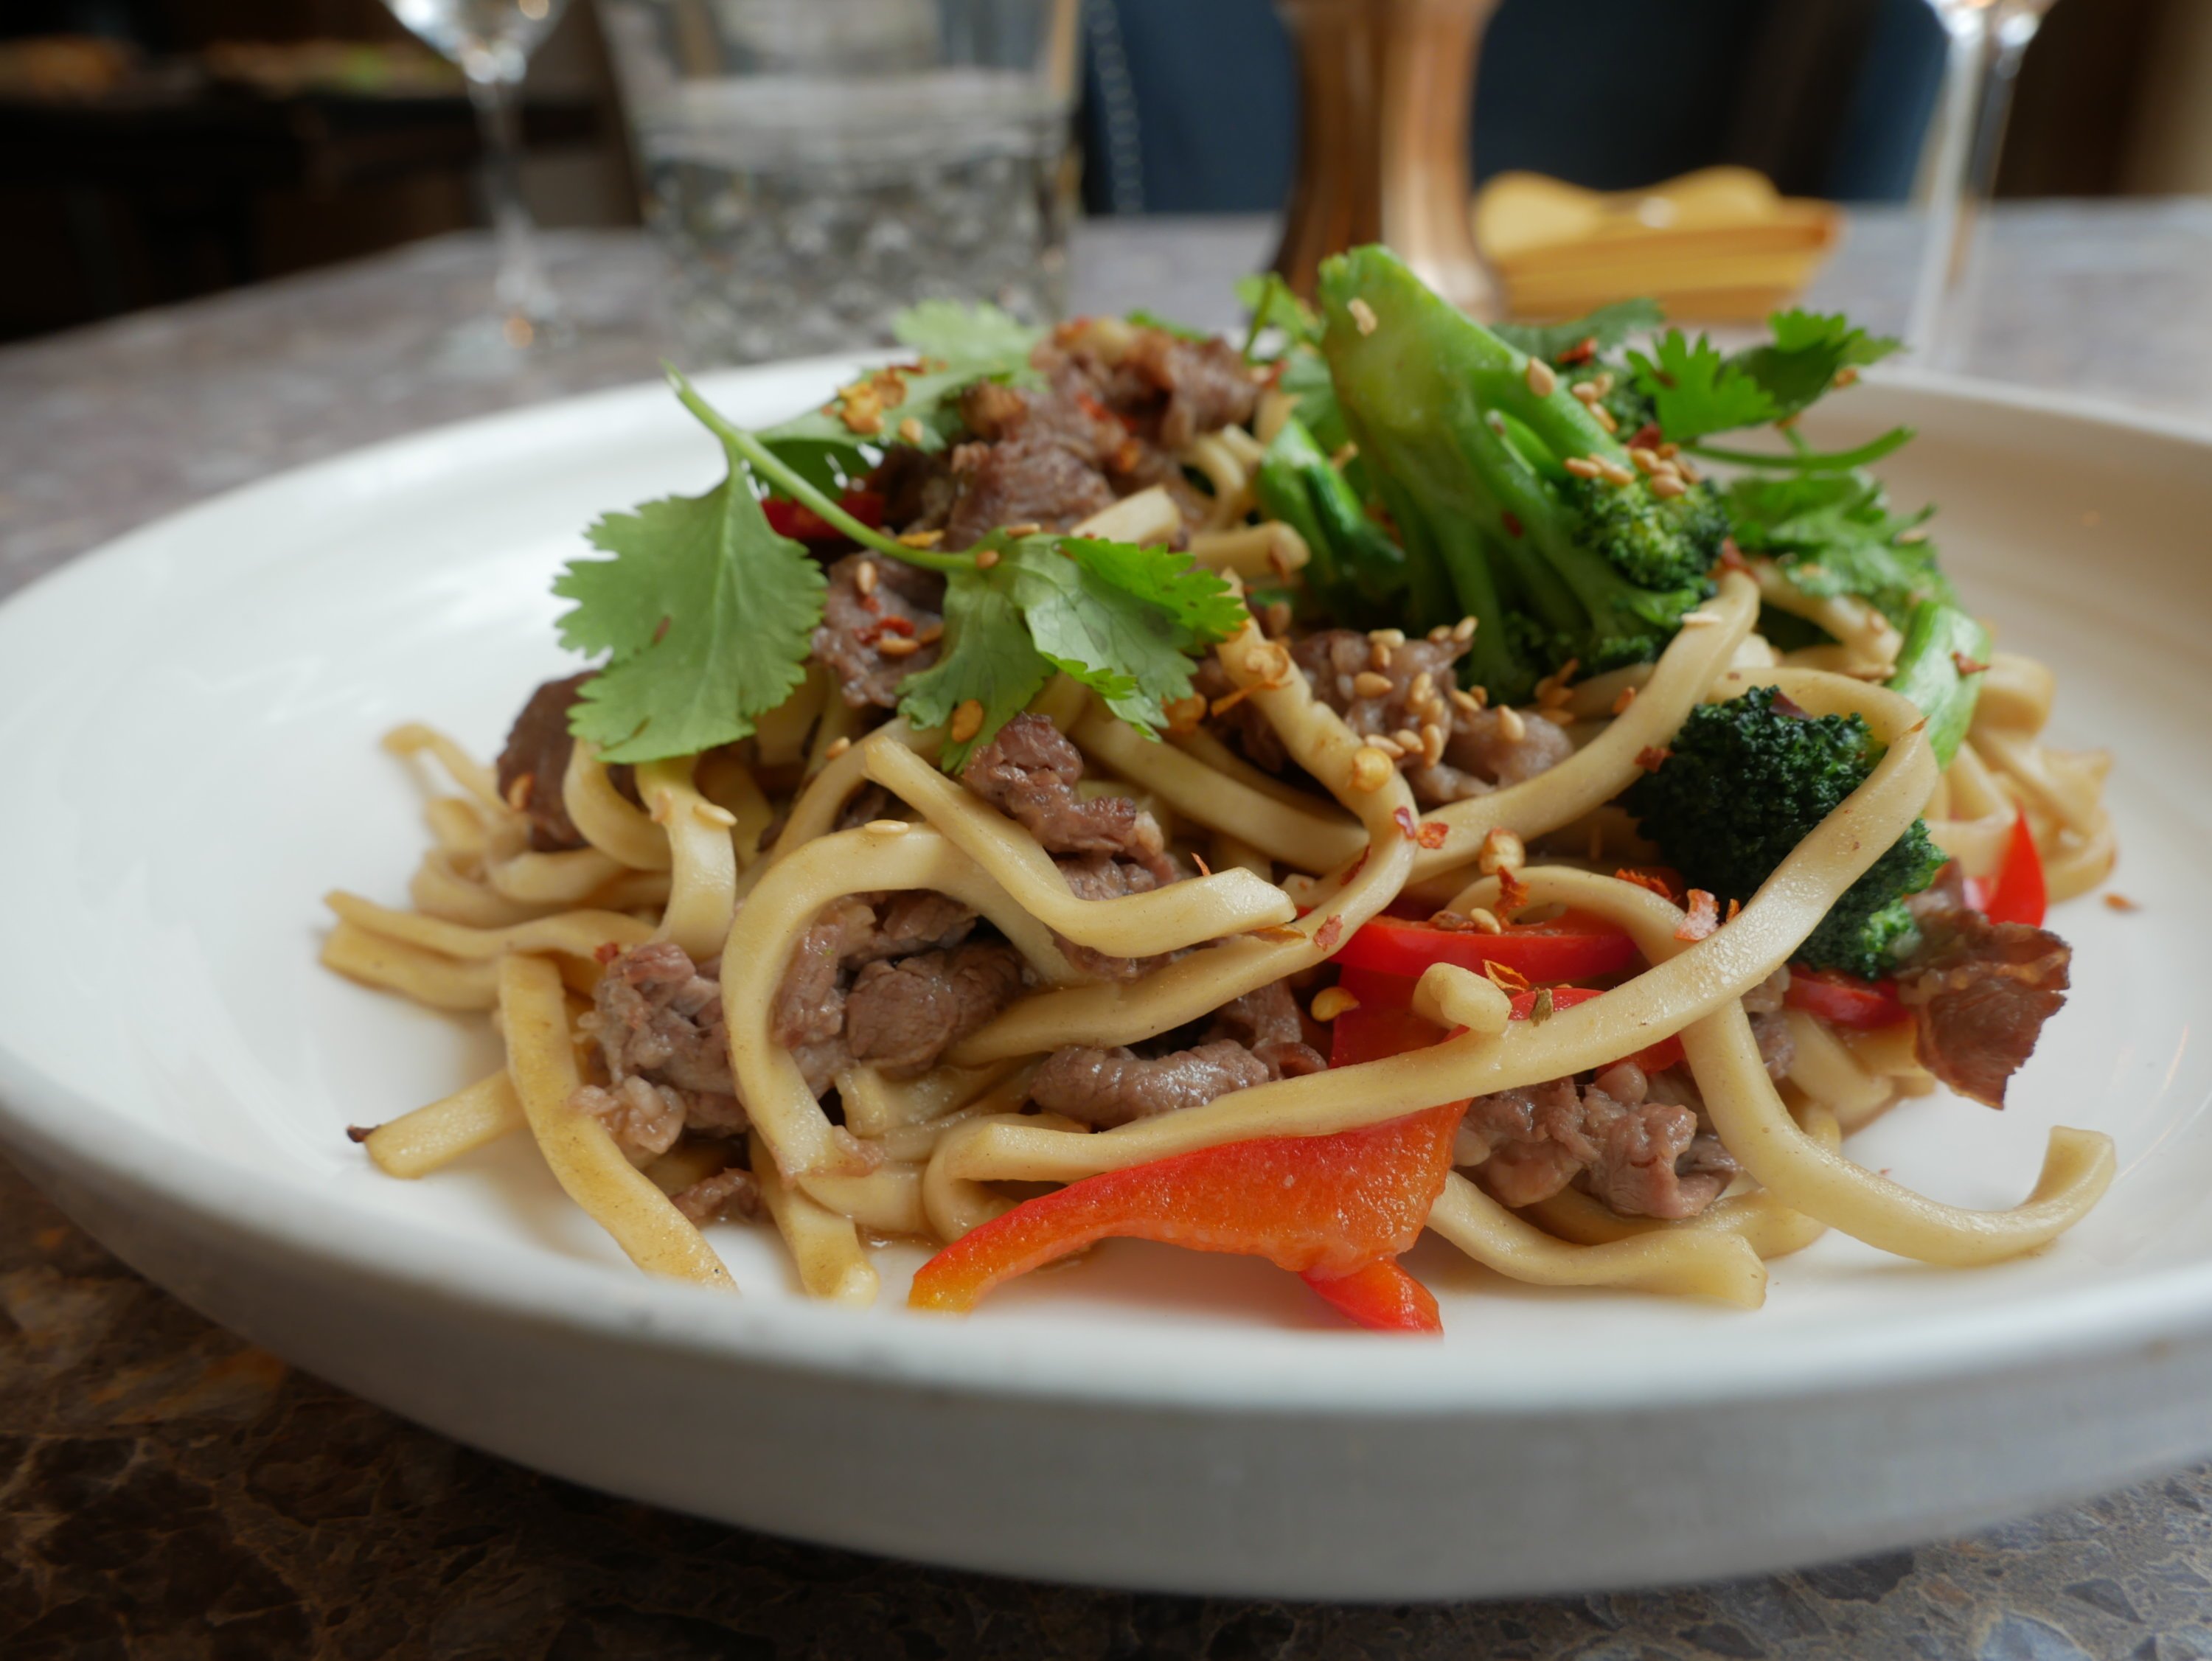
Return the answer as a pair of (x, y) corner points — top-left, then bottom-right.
(1, 0), (2205, 342)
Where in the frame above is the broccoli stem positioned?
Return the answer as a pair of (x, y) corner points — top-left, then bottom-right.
(1885, 599), (1991, 768)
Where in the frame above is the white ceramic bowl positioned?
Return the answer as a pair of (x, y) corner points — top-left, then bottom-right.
(3, 363), (2209, 1601)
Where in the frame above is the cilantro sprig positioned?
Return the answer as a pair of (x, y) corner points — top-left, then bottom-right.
(552, 358), (1244, 770)
(1624, 307), (1909, 468)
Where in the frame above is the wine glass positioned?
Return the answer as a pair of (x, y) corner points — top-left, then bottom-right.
(383, 0), (574, 350)
(1907, 0), (2059, 371)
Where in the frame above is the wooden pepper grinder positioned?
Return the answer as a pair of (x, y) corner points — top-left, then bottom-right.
(1271, 0), (1502, 317)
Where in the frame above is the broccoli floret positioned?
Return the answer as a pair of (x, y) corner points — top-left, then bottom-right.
(1317, 247), (1724, 702)
(1624, 686), (1946, 980)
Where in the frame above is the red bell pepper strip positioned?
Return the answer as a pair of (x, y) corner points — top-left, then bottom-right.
(1982, 812), (2048, 928)
(1333, 911), (1640, 983)
(1300, 1258), (1441, 1334)
(1785, 967), (1908, 1029)
(764, 487), (886, 543)
(907, 1104), (1464, 1327)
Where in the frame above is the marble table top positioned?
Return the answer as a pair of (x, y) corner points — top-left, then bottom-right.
(6, 203), (2212, 1659)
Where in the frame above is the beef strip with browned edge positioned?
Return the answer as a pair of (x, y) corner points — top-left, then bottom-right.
(1896, 871), (2072, 1107)
(1029, 980), (1327, 1129)
(571, 941), (749, 1164)
(495, 674), (644, 852)
(1461, 1059), (1738, 1221)
(813, 551), (945, 709)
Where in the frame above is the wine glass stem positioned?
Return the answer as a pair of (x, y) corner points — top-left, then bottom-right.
(467, 68), (557, 330)
(1908, 7), (2039, 371)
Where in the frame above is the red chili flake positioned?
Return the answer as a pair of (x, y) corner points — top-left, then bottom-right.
(1952, 651), (1989, 676)
(1346, 847), (1369, 880)
(651, 615), (672, 645)
(593, 941), (623, 966)
(1416, 821), (1449, 850)
(1484, 960), (1533, 994)
(877, 614), (917, 637)
(1191, 852), (1214, 877)
(1393, 806), (1419, 843)
(1635, 745), (1674, 772)
(1717, 537), (1749, 573)
(1500, 510), (1524, 539)
(1674, 889), (1720, 942)
(1497, 867), (1529, 916)
(1627, 422), (1663, 451)
(1558, 336), (1599, 366)
(1724, 896), (1742, 923)
(1315, 915), (1344, 953)
(1770, 690), (1812, 720)
(1075, 390), (1130, 431)
(1614, 867), (1680, 902)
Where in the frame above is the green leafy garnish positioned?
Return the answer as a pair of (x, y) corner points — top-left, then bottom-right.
(1235, 272), (1323, 358)
(1494, 298), (1663, 364)
(754, 299), (1043, 461)
(1127, 308), (1214, 341)
(1626, 330), (1780, 442)
(900, 531), (1244, 767)
(1626, 307), (1905, 449)
(554, 405), (827, 764)
(1726, 468), (1955, 627)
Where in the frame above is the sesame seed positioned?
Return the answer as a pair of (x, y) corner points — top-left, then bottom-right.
(1392, 727), (1422, 751)
(1478, 826), (1526, 875)
(915, 621), (945, 645)
(1330, 441), (1360, 468)
(854, 559), (878, 596)
(1419, 721), (1446, 765)
(1674, 456), (1702, 484)
(1352, 670), (1394, 699)
(1348, 298), (1379, 335)
(1004, 522), (1042, 537)
(1834, 366), (1860, 389)
(1570, 381), (1601, 403)
(1369, 628), (1406, 649)
(863, 819), (909, 835)
(1310, 986), (1360, 1022)
(973, 547), (1001, 569)
(1411, 671), (1434, 703)
(877, 636), (922, 657)
(1449, 687), (1482, 714)
(1593, 405), (1619, 435)
(824, 736), (852, 759)
(2104, 892), (2140, 912)
(1649, 475), (1688, 499)
(1563, 456), (1603, 480)
(898, 417), (925, 445)
(1496, 705), (1527, 742)
(1349, 747), (1394, 791)
(1525, 358), (1558, 397)
(1629, 446), (1662, 475)
(1452, 616), (1478, 643)
(1594, 459), (1636, 487)
(1466, 907), (1503, 935)
(1896, 527), (1929, 545)
(950, 699), (985, 742)
(1367, 734), (1405, 759)
(899, 529), (944, 549)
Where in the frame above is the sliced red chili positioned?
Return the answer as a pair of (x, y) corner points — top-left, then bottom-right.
(1334, 912), (1640, 983)
(1785, 967), (1908, 1029)
(763, 487), (886, 543)
(1982, 812), (2048, 928)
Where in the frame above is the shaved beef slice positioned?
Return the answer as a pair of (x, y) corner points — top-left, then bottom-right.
(961, 713), (1170, 871)
(1119, 330), (1261, 449)
(844, 941), (1027, 1075)
(1463, 1061), (1735, 1220)
(943, 435), (1117, 550)
(671, 1166), (762, 1225)
(1030, 1041), (1272, 1129)
(1029, 979), (1324, 1129)
(813, 551), (945, 708)
(574, 941), (749, 1163)
(1896, 882), (2071, 1107)
(768, 889), (993, 1093)
(495, 674), (641, 852)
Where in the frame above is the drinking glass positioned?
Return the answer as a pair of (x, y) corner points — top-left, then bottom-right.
(383, 0), (573, 349)
(597, 0), (1080, 365)
(1907, 0), (2059, 370)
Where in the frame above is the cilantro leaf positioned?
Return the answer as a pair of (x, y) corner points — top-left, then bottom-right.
(1627, 330), (1778, 442)
(897, 531), (1245, 764)
(895, 566), (1054, 770)
(1495, 299), (1664, 364)
(1127, 308), (1214, 341)
(1726, 469), (1955, 627)
(891, 298), (1045, 366)
(754, 299), (1044, 464)
(555, 444), (826, 764)
(1731, 309), (1902, 421)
